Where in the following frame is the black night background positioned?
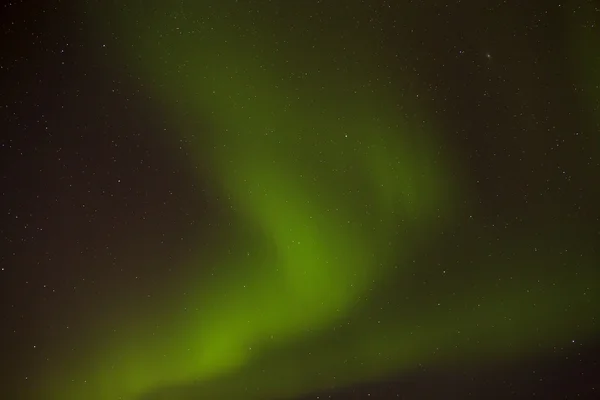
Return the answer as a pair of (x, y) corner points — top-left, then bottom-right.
(1, 1), (599, 399)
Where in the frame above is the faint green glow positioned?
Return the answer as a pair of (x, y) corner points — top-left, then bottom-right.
(36, 2), (600, 399)
(568, 1), (599, 148)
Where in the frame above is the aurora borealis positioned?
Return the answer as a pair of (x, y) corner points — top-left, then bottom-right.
(1, 1), (599, 399)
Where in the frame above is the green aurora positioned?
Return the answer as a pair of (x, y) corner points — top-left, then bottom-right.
(35, 1), (599, 399)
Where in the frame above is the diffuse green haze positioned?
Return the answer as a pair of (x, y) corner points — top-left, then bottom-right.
(568, 1), (599, 149)
(37, 1), (599, 399)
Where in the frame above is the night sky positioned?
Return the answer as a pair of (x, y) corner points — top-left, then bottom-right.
(1, 1), (599, 399)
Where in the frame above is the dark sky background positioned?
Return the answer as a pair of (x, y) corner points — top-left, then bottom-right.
(1, 0), (599, 399)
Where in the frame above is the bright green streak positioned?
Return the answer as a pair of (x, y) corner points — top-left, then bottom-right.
(37, 2), (599, 399)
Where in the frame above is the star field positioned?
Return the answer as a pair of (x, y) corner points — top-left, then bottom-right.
(1, 1), (599, 399)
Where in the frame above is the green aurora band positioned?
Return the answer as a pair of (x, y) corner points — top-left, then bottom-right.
(37, 2), (599, 399)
